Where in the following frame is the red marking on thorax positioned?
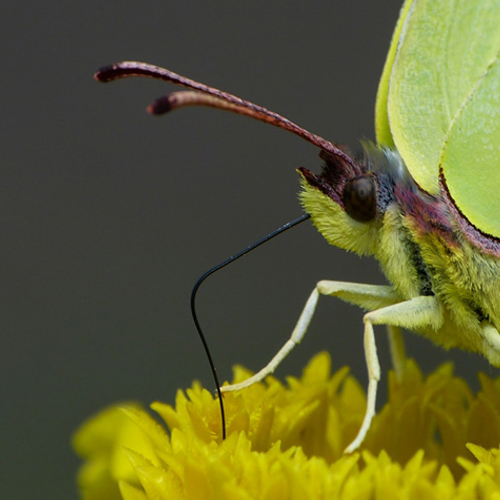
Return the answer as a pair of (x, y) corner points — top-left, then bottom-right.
(394, 184), (458, 247)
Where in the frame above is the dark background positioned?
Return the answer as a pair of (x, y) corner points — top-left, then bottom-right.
(1, 1), (494, 497)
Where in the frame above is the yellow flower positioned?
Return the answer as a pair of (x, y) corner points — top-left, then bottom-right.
(73, 353), (500, 499)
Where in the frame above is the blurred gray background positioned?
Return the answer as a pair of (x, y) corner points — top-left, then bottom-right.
(1, 1), (494, 497)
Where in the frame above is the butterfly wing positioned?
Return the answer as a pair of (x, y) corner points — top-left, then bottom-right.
(440, 42), (500, 238)
(375, 0), (414, 148)
(380, 0), (500, 216)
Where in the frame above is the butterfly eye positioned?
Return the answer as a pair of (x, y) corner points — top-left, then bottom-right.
(343, 175), (377, 222)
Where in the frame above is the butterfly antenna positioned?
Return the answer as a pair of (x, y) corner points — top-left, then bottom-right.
(94, 61), (356, 169)
(191, 213), (310, 440)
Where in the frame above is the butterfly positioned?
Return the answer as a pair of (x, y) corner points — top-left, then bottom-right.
(95, 0), (500, 452)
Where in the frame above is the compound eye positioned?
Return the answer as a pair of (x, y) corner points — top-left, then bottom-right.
(343, 175), (377, 222)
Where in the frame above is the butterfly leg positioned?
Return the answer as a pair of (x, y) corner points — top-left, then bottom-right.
(221, 280), (399, 393)
(316, 281), (407, 379)
(344, 294), (443, 453)
(388, 325), (406, 381)
(480, 321), (500, 366)
(221, 287), (321, 393)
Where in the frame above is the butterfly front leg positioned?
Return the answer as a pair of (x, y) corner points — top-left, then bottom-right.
(220, 286), (322, 394)
(220, 281), (402, 395)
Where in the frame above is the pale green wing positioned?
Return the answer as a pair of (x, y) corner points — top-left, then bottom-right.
(441, 53), (500, 238)
(386, 0), (500, 195)
(375, 0), (414, 148)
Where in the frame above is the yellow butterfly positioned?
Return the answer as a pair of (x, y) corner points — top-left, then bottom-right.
(95, 0), (500, 452)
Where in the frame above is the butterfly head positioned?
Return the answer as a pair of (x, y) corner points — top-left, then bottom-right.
(299, 144), (410, 257)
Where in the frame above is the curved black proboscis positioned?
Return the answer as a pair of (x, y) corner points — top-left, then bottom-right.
(190, 213), (311, 440)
